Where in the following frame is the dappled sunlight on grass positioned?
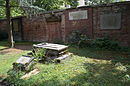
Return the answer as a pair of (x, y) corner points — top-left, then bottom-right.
(0, 42), (130, 86)
(8, 55), (129, 86)
(0, 51), (29, 75)
(69, 57), (130, 86)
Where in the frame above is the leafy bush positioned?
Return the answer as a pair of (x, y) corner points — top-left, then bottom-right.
(68, 30), (124, 51)
(68, 30), (92, 48)
(32, 48), (46, 62)
(7, 70), (24, 86)
(68, 30), (81, 44)
(78, 35), (93, 48)
(92, 37), (120, 50)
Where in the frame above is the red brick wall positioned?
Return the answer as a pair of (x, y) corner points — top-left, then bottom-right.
(0, 2), (130, 46)
(22, 8), (93, 42)
(22, 17), (47, 42)
(47, 22), (62, 42)
(0, 20), (8, 40)
(128, 8), (130, 46)
(22, 16), (62, 42)
(92, 3), (130, 46)
(0, 20), (7, 32)
(63, 7), (93, 40)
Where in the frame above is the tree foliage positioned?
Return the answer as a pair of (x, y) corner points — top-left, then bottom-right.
(33, 0), (64, 11)
(0, 0), (127, 18)
(0, 7), (5, 18)
(85, 0), (126, 5)
(0, 0), (23, 19)
(64, 0), (79, 8)
(33, 0), (79, 11)
(0, 0), (80, 18)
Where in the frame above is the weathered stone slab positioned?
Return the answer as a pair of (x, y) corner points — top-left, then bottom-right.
(16, 56), (34, 65)
(33, 43), (68, 51)
(100, 13), (121, 29)
(55, 53), (72, 63)
(13, 56), (35, 71)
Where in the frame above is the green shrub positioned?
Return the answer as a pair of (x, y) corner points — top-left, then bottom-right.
(68, 30), (81, 44)
(68, 30), (92, 48)
(92, 37), (120, 50)
(68, 31), (125, 51)
(7, 70), (24, 86)
(109, 41), (120, 50)
(32, 48), (46, 62)
(78, 35), (93, 48)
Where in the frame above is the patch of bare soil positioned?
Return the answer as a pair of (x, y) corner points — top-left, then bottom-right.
(14, 44), (33, 50)
(21, 69), (40, 80)
(0, 44), (32, 55)
(0, 48), (23, 55)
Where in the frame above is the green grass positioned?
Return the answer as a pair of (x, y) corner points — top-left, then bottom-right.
(0, 41), (130, 86)
(0, 41), (8, 50)
(0, 51), (28, 75)
(19, 56), (130, 86)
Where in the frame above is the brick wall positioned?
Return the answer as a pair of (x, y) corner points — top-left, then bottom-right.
(63, 7), (93, 41)
(0, 1), (130, 46)
(0, 19), (8, 40)
(22, 13), (62, 42)
(92, 2), (130, 46)
(0, 19), (7, 32)
(22, 17), (47, 42)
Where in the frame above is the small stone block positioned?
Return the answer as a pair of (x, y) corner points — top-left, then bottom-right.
(16, 56), (34, 65)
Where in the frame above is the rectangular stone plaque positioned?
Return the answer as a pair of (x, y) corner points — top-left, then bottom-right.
(69, 10), (88, 20)
(100, 13), (121, 29)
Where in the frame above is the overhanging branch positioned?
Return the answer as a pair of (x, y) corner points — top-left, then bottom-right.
(0, 5), (37, 8)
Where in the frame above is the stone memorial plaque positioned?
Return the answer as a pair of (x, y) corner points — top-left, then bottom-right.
(69, 10), (88, 20)
(100, 13), (121, 29)
(16, 56), (33, 65)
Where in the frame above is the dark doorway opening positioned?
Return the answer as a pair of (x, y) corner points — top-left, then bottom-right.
(0, 30), (8, 41)
(12, 17), (23, 41)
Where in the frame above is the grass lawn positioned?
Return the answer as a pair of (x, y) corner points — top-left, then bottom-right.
(0, 41), (130, 86)
(0, 41), (9, 50)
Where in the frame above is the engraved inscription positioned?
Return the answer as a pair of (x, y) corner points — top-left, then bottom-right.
(69, 10), (88, 20)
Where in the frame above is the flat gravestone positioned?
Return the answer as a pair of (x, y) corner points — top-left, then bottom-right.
(33, 43), (68, 51)
(33, 43), (70, 62)
(13, 56), (35, 71)
(16, 56), (34, 65)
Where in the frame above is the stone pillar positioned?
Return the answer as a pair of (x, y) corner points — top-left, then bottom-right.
(61, 14), (66, 42)
(43, 15), (49, 41)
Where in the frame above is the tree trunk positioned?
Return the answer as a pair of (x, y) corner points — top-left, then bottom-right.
(6, 0), (14, 48)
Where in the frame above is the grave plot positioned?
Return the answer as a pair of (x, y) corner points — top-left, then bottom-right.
(33, 43), (72, 63)
(13, 56), (35, 71)
(12, 43), (72, 71)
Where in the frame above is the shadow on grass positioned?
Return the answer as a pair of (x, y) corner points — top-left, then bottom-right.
(23, 62), (130, 86)
(0, 41), (33, 51)
(69, 46), (130, 64)
(67, 63), (130, 86)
